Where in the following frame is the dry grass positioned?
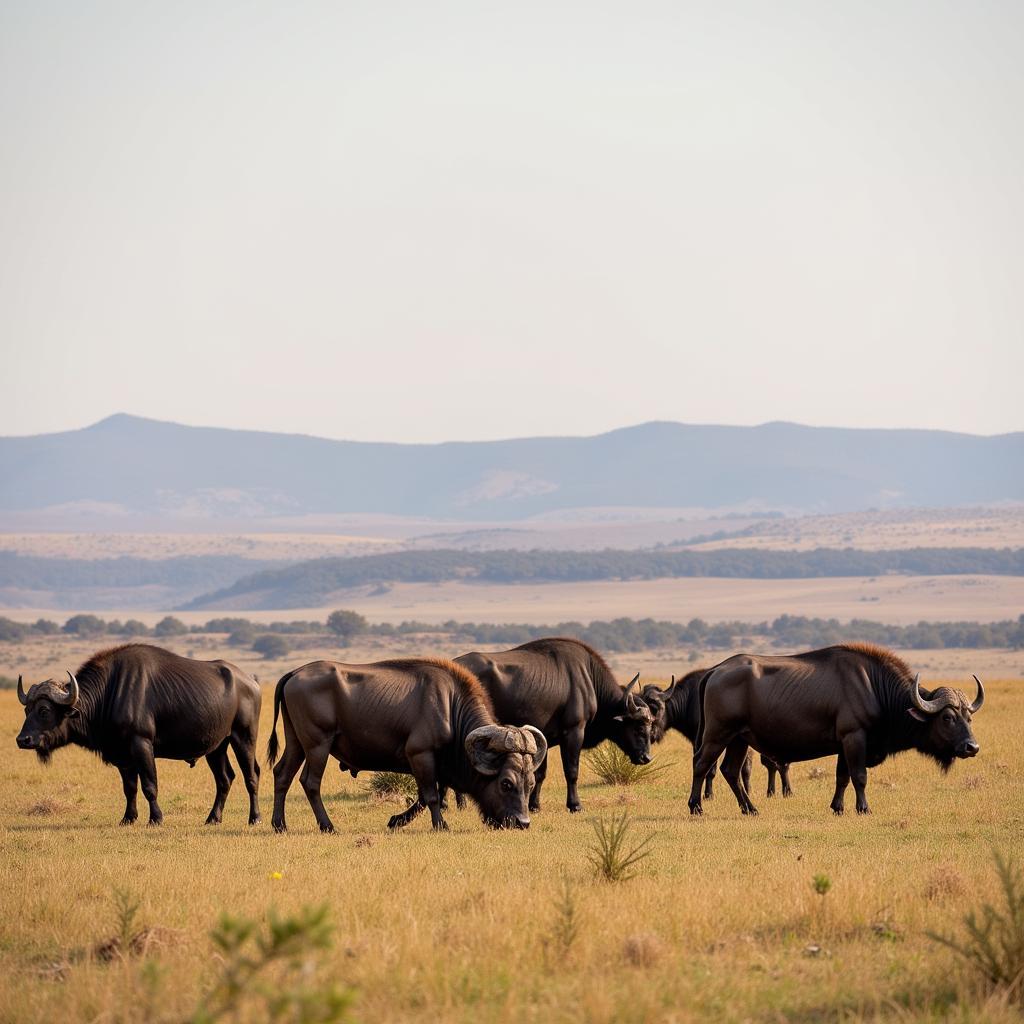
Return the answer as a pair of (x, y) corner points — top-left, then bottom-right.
(1, 674), (1023, 1023)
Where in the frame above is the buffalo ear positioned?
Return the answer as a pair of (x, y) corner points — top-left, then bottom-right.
(907, 708), (929, 722)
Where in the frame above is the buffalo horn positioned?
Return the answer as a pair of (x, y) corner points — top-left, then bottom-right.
(969, 675), (985, 714)
(911, 673), (945, 715)
(662, 675), (677, 701)
(522, 725), (548, 768)
(56, 671), (80, 707)
(624, 672), (640, 709)
(17, 675), (27, 706)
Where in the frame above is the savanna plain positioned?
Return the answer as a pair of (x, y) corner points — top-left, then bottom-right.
(1, 636), (1022, 1024)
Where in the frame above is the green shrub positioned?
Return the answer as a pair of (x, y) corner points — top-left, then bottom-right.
(154, 615), (188, 637)
(368, 772), (418, 801)
(253, 634), (289, 659)
(326, 610), (367, 644)
(929, 849), (1024, 1001)
(190, 904), (354, 1024)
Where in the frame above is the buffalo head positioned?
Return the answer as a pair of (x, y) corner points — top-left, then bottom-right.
(908, 674), (984, 770)
(609, 673), (654, 764)
(16, 672), (81, 764)
(641, 677), (676, 744)
(465, 724), (548, 829)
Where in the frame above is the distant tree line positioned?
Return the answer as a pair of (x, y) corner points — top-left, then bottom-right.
(185, 546), (1024, 608)
(2, 610), (1021, 654)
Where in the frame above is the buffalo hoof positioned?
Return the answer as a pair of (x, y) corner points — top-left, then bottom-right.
(856, 806), (871, 816)
(567, 803), (582, 814)
(529, 803), (541, 813)
(248, 815), (262, 827)
(119, 815), (137, 827)
(205, 816), (222, 826)
(831, 806), (844, 816)
(272, 821), (287, 833)
(689, 802), (703, 816)
(318, 823), (335, 834)
(431, 820), (450, 832)
(741, 806), (759, 816)
(783, 788), (794, 798)
(147, 818), (163, 827)
(387, 814), (409, 830)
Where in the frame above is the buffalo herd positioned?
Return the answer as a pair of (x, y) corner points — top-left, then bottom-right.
(14, 637), (984, 831)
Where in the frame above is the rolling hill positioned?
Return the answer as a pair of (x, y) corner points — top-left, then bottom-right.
(1, 415), (1022, 523)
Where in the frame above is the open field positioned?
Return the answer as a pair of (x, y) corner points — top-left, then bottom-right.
(3, 573), (1023, 630)
(1, 642), (1022, 1023)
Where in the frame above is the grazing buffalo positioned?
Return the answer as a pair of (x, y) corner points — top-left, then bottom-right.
(15, 644), (262, 826)
(643, 673), (793, 799)
(266, 658), (547, 832)
(688, 643), (984, 817)
(455, 638), (653, 814)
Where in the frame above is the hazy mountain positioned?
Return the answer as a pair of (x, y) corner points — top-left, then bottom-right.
(1, 414), (1021, 522)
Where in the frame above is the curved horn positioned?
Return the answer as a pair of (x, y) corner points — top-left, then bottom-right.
(969, 674), (985, 714)
(55, 671), (80, 707)
(624, 672), (641, 710)
(911, 673), (944, 715)
(521, 725), (548, 769)
(17, 675), (27, 706)
(624, 673), (640, 696)
(465, 726), (505, 775)
(663, 675), (677, 700)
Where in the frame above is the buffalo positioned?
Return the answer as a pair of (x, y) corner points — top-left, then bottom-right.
(456, 637), (653, 813)
(688, 643), (983, 817)
(15, 644), (262, 826)
(266, 657), (547, 832)
(643, 672), (792, 799)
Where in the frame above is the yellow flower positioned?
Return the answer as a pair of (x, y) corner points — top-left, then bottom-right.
(268, 871), (283, 880)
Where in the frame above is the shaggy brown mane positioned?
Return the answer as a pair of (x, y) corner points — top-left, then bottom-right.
(837, 643), (914, 682)
(374, 657), (496, 719)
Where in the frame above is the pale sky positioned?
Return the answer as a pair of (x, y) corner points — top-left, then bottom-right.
(1, 1), (1022, 442)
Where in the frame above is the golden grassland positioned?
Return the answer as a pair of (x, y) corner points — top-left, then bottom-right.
(1, 652), (1022, 1023)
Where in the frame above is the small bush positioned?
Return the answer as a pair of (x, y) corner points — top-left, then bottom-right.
(368, 772), (418, 801)
(588, 811), (655, 883)
(120, 619), (151, 637)
(63, 614), (106, 636)
(190, 904), (354, 1024)
(542, 879), (581, 967)
(228, 624), (257, 646)
(326, 610), (367, 645)
(253, 634), (289, 659)
(584, 743), (672, 786)
(929, 849), (1024, 1001)
(154, 616), (188, 637)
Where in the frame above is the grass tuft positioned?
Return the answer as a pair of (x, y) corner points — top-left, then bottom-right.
(584, 743), (673, 786)
(367, 772), (418, 802)
(588, 810), (655, 883)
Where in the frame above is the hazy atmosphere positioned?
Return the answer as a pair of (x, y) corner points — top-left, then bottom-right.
(2, 1), (1023, 442)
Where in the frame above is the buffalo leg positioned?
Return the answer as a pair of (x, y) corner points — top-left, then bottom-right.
(720, 739), (758, 816)
(229, 728), (261, 826)
(829, 754), (850, 815)
(703, 760), (717, 800)
(455, 791), (466, 810)
(299, 742), (336, 833)
(765, 762), (777, 798)
(131, 736), (163, 826)
(530, 750), (549, 812)
(205, 741), (235, 825)
(840, 732), (870, 814)
(779, 762), (794, 798)
(561, 727), (585, 813)
(741, 751), (752, 798)
(118, 766), (139, 826)
(270, 732), (304, 833)
(689, 734), (731, 815)
(387, 799), (426, 830)
(408, 750), (447, 831)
